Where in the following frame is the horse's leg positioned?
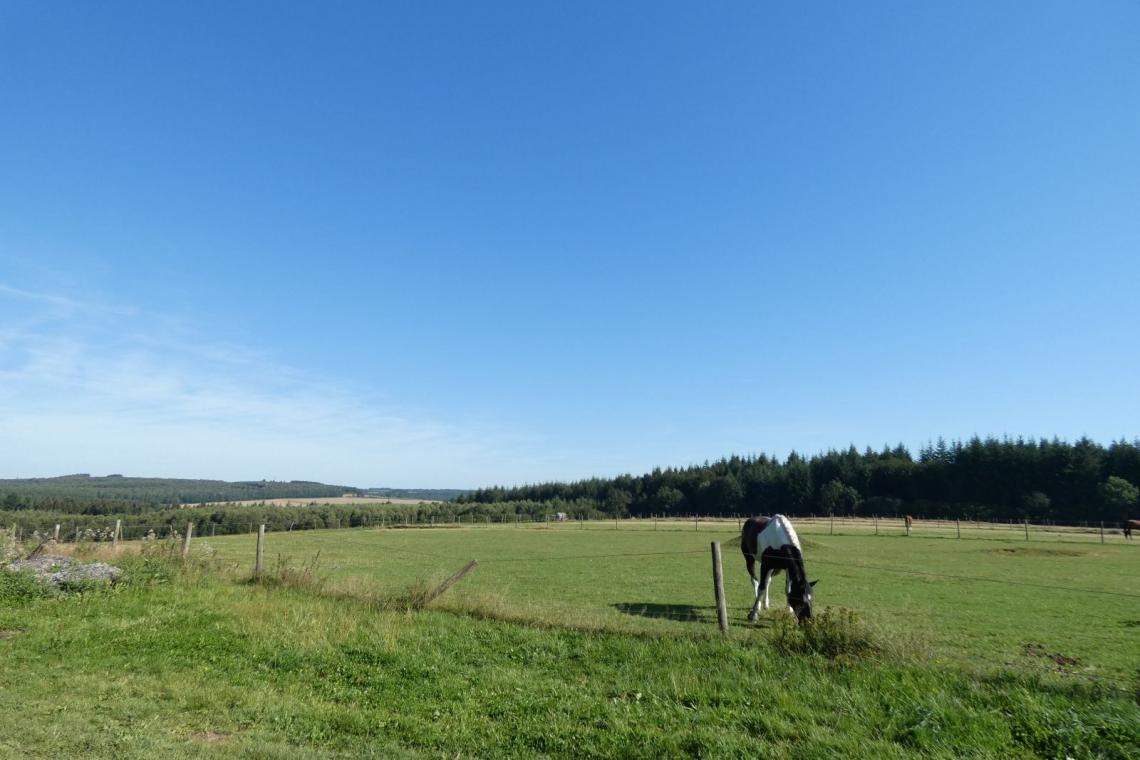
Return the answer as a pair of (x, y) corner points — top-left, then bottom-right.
(746, 555), (761, 621)
(760, 568), (774, 611)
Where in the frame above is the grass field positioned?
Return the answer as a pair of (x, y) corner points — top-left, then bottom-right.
(1, 521), (1137, 758)
(203, 519), (1140, 681)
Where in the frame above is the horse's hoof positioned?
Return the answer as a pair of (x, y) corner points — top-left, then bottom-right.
(747, 613), (758, 622)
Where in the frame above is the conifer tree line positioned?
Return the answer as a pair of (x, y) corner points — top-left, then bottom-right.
(457, 437), (1140, 523)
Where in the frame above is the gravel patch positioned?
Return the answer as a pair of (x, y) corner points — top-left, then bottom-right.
(5, 555), (122, 588)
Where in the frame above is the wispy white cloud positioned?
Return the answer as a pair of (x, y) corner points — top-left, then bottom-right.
(0, 283), (535, 487)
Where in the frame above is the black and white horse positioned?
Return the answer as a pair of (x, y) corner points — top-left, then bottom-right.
(741, 515), (817, 622)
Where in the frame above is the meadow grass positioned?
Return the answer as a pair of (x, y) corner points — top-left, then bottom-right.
(202, 521), (1140, 681)
(1, 525), (1137, 758)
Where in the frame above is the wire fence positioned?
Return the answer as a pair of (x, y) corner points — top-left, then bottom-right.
(3, 510), (1136, 545)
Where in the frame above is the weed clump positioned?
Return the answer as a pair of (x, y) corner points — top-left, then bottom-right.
(114, 553), (179, 588)
(273, 553), (328, 593)
(0, 534), (21, 564)
(257, 553), (330, 593)
(388, 578), (438, 611)
(771, 607), (886, 661)
(0, 567), (55, 606)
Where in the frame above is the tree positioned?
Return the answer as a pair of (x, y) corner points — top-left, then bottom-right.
(604, 488), (632, 516)
(781, 453), (813, 512)
(819, 479), (861, 516)
(698, 475), (743, 513)
(1100, 476), (1138, 517)
(1019, 491), (1051, 519)
(653, 486), (684, 514)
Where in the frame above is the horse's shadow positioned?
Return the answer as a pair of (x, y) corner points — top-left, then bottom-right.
(614, 602), (708, 623)
(614, 602), (775, 627)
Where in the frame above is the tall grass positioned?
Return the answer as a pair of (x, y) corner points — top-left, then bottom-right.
(770, 606), (889, 660)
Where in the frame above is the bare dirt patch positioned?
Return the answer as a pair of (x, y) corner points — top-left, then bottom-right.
(1022, 641), (1082, 668)
(191, 732), (230, 744)
(987, 547), (1082, 557)
(0, 630), (19, 640)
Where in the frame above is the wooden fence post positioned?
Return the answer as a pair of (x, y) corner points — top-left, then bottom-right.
(874, 516), (878, 535)
(211, 523), (216, 537)
(695, 517), (699, 532)
(956, 518), (960, 539)
(830, 514), (834, 535)
(113, 519), (121, 548)
(1100, 521), (1104, 544)
(53, 524), (60, 542)
(74, 525), (80, 543)
(711, 542), (729, 633)
(182, 521), (193, 558)
(255, 524), (265, 578)
(1024, 519), (1029, 541)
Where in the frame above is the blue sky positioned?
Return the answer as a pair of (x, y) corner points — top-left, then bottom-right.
(1, 2), (1138, 488)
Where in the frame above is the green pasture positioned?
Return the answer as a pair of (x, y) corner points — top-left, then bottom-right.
(203, 520), (1140, 682)
(2, 521), (1137, 758)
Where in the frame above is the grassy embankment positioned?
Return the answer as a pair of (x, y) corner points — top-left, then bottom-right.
(1, 523), (1136, 758)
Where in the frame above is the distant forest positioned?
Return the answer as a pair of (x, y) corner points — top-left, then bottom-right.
(363, 487), (468, 502)
(457, 437), (1140, 524)
(0, 474), (355, 506)
(3, 438), (1138, 541)
(0, 476), (477, 540)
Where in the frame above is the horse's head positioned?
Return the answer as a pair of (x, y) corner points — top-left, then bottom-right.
(788, 578), (818, 621)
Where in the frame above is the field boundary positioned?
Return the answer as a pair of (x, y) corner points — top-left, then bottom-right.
(6, 511), (1136, 547)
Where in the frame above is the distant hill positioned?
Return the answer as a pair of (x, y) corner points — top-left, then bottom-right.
(0, 474), (359, 504)
(364, 487), (468, 502)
